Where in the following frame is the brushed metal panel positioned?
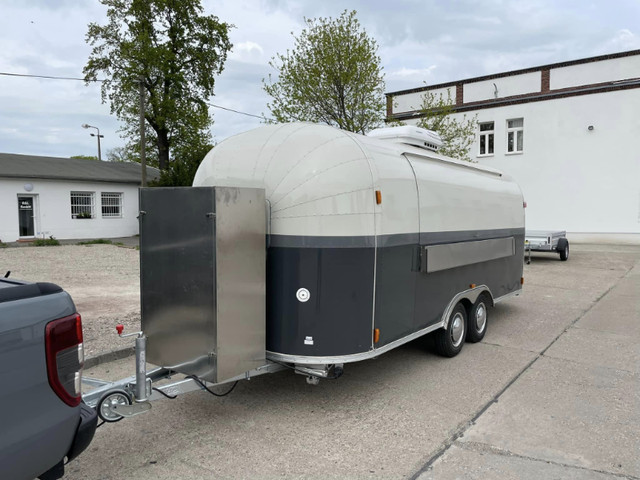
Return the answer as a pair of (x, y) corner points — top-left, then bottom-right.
(140, 187), (217, 379)
(424, 237), (515, 273)
(215, 187), (266, 382)
(140, 187), (266, 383)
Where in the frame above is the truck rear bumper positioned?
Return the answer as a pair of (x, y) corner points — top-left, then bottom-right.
(66, 402), (98, 462)
(37, 403), (98, 480)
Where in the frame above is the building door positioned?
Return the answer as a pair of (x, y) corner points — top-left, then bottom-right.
(18, 196), (35, 237)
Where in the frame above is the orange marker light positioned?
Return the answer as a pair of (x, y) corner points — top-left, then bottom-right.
(375, 190), (382, 205)
(470, 283), (476, 289)
(521, 277), (525, 285)
(374, 328), (380, 343)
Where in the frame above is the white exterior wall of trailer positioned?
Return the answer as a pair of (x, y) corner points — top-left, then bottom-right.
(387, 50), (640, 243)
(193, 123), (524, 364)
(0, 178), (141, 241)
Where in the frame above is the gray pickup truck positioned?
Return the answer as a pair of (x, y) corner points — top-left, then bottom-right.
(0, 276), (97, 479)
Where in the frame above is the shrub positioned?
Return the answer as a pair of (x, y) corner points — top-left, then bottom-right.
(33, 236), (61, 247)
(78, 239), (113, 245)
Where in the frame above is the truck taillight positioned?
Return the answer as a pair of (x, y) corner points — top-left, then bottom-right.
(45, 313), (84, 407)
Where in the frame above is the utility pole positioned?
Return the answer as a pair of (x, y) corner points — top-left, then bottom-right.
(139, 76), (147, 187)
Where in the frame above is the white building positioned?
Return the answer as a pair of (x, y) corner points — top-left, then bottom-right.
(0, 153), (159, 242)
(387, 49), (640, 244)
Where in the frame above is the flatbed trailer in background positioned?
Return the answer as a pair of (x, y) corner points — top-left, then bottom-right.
(525, 230), (569, 263)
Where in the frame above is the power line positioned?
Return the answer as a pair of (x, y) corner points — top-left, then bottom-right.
(207, 102), (269, 121)
(0, 70), (270, 121)
(0, 71), (100, 82)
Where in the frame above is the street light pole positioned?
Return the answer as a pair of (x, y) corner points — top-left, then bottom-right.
(81, 124), (104, 161)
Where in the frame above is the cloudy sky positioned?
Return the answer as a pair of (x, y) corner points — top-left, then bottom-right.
(1, 0), (639, 159)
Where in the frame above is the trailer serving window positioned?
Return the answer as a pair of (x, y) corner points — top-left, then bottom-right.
(506, 118), (524, 154)
(478, 122), (494, 156)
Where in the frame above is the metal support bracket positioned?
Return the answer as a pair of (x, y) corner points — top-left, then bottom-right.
(109, 401), (152, 418)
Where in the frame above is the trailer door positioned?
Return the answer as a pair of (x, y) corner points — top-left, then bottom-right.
(369, 150), (420, 347)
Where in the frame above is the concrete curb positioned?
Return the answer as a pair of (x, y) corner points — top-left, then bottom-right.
(85, 346), (135, 370)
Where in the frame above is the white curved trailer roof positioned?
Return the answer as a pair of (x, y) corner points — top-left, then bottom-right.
(193, 123), (524, 239)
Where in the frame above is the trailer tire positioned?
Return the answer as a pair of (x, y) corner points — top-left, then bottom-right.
(97, 390), (131, 423)
(557, 238), (569, 261)
(434, 302), (467, 357)
(467, 293), (490, 343)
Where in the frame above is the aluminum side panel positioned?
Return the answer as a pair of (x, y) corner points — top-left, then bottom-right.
(140, 187), (217, 378)
(425, 237), (516, 273)
(140, 187), (266, 383)
(215, 187), (266, 382)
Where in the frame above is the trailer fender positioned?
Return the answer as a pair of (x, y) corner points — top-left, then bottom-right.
(441, 286), (494, 331)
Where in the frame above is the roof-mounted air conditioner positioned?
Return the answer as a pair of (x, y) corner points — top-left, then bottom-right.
(367, 126), (443, 152)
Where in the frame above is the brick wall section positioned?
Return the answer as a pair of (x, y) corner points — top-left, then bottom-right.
(455, 83), (464, 106)
(541, 69), (550, 92)
(386, 95), (393, 118)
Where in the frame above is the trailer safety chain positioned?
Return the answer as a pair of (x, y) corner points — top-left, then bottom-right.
(185, 375), (239, 397)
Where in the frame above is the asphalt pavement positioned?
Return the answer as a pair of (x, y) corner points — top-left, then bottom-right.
(67, 244), (640, 479)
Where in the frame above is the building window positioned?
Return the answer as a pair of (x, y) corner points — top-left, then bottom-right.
(507, 118), (524, 153)
(70, 192), (95, 219)
(101, 192), (123, 218)
(478, 122), (494, 156)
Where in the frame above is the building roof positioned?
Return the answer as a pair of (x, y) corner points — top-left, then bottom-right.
(386, 49), (640, 96)
(0, 152), (160, 184)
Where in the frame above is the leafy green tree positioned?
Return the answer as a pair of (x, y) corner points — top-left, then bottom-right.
(151, 143), (212, 186)
(411, 89), (478, 162)
(263, 10), (385, 134)
(83, 0), (232, 170)
(105, 146), (136, 163)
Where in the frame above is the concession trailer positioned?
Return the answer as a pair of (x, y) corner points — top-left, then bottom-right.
(83, 123), (525, 422)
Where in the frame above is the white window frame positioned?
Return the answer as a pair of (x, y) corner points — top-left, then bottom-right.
(70, 192), (95, 219)
(478, 121), (495, 157)
(506, 118), (524, 154)
(101, 192), (123, 218)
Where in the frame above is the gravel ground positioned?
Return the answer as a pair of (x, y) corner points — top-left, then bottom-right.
(0, 244), (141, 359)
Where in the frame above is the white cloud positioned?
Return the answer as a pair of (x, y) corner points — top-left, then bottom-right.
(598, 29), (640, 53)
(231, 41), (265, 63)
(389, 66), (437, 78)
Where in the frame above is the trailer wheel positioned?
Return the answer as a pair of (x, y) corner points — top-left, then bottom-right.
(97, 390), (132, 423)
(466, 293), (490, 343)
(557, 238), (569, 261)
(434, 303), (467, 357)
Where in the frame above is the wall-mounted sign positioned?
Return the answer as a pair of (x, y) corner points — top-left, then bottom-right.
(19, 200), (33, 211)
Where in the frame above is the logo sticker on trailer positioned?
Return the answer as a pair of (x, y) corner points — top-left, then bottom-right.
(304, 336), (314, 345)
(296, 288), (310, 302)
